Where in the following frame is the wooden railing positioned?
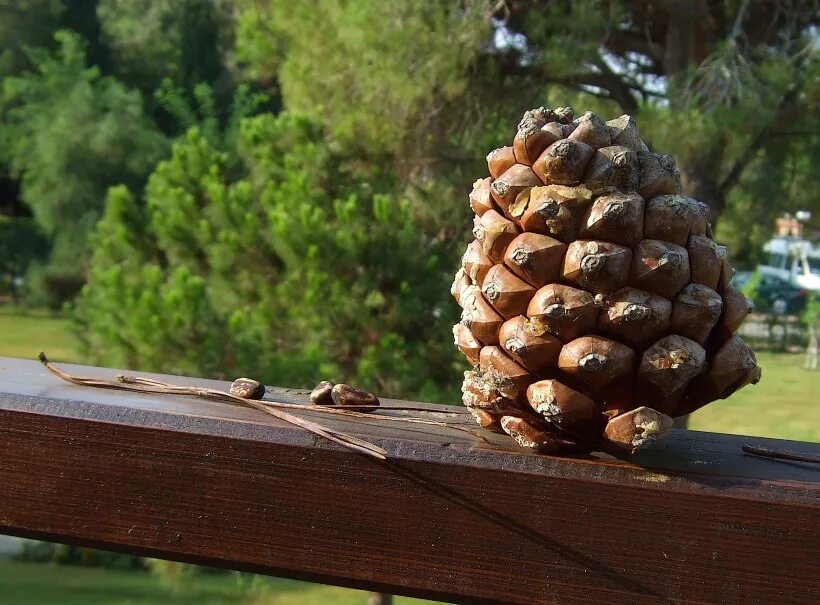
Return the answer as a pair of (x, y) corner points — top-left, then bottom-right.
(1, 357), (818, 604)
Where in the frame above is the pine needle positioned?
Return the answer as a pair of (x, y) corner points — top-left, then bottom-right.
(741, 444), (820, 465)
(38, 354), (490, 457)
(38, 353), (388, 460)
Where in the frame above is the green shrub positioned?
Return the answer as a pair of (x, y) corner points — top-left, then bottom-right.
(0, 31), (168, 294)
(75, 112), (463, 402)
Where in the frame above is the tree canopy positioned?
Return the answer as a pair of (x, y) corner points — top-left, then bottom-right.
(76, 115), (458, 400)
(0, 0), (817, 399)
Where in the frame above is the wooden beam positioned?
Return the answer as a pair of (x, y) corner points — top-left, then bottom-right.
(0, 357), (818, 604)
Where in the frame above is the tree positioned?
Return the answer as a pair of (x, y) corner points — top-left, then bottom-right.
(482, 1), (817, 226)
(236, 0), (819, 262)
(0, 216), (48, 302)
(0, 0), (64, 79)
(0, 31), (167, 302)
(76, 113), (461, 402)
(236, 0), (491, 158)
(0, 31), (167, 234)
(96, 0), (231, 95)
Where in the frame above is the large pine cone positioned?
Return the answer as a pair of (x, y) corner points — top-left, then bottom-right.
(453, 107), (761, 455)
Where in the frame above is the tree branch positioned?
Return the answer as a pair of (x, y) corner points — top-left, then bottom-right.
(603, 28), (664, 68)
(489, 50), (641, 114)
(717, 83), (803, 197)
(571, 71), (641, 114)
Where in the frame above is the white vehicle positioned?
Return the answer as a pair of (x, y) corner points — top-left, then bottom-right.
(761, 236), (820, 293)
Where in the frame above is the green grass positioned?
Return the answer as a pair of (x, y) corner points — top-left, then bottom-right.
(0, 561), (436, 605)
(0, 561), (247, 605)
(0, 306), (81, 363)
(688, 350), (819, 442)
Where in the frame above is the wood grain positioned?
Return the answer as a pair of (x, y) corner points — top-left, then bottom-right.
(0, 357), (818, 604)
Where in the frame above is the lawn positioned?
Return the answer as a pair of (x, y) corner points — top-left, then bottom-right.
(688, 350), (819, 442)
(0, 306), (81, 363)
(0, 560), (434, 605)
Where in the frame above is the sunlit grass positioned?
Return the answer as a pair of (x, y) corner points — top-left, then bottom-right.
(0, 561), (436, 605)
(688, 350), (819, 442)
(0, 306), (81, 363)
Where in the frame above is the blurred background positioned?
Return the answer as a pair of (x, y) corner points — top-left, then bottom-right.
(0, 1), (817, 603)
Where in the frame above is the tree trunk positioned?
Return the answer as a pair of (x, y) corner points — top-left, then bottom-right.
(678, 144), (727, 227)
(661, 0), (720, 78)
(8, 274), (18, 304)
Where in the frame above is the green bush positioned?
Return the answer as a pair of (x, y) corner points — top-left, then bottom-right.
(0, 30), (168, 296)
(75, 112), (463, 402)
(23, 264), (85, 310)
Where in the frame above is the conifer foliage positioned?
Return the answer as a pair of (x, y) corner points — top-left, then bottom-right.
(76, 114), (459, 400)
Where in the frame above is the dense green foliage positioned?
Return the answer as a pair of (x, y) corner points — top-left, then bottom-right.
(237, 0), (819, 254)
(0, 216), (48, 300)
(97, 0), (229, 94)
(76, 114), (460, 399)
(0, 0), (64, 79)
(237, 1), (490, 157)
(0, 0), (817, 399)
(0, 31), (167, 304)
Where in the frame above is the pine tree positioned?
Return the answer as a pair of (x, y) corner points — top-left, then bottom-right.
(0, 31), (167, 304)
(76, 113), (461, 401)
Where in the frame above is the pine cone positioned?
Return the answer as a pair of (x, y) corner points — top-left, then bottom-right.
(454, 107), (760, 455)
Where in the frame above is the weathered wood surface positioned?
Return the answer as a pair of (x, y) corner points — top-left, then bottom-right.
(0, 357), (818, 605)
